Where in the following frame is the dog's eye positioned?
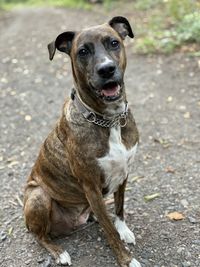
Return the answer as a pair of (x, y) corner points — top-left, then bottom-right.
(78, 48), (89, 57)
(110, 40), (120, 49)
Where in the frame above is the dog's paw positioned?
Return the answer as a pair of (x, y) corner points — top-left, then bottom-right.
(56, 251), (72, 265)
(115, 217), (136, 245)
(129, 258), (142, 267)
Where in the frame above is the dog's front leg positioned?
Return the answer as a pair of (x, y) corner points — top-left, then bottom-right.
(114, 178), (136, 245)
(83, 182), (140, 267)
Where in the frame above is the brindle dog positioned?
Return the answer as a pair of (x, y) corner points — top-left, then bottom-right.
(24, 17), (141, 267)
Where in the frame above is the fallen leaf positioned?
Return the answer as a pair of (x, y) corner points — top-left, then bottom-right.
(167, 212), (185, 221)
(7, 161), (19, 168)
(9, 200), (18, 206)
(16, 195), (23, 207)
(105, 198), (114, 205)
(10, 91), (16, 96)
(144, 193), (160, 202)
(125, 187), (132, 191)
(179, 105), (186, 111)
(165, 167), (176, 174)
(143, 154), (152, 160)
(154, 138), (170, 148)
(130, 176), (144, 182)
(8, 227), (13, 236)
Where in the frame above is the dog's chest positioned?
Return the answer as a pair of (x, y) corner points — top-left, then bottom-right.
(98, 127), (137, 196)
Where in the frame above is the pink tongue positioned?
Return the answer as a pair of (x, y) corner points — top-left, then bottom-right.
(102, 85), (119, 97)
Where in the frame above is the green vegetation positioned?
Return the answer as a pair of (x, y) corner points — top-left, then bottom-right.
(0, 0), (90, 10)
(0, 0), (199, 54)
(177, 12), (200, 43)
(133, 0), (200, 54)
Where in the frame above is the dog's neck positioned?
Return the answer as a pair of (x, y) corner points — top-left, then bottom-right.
(71, 89), (128, 128)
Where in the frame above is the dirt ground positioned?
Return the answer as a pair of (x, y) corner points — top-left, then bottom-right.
(0, 6), (200, 267)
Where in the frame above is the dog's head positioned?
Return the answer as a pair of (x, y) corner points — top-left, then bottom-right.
(48, 16), (133, 107)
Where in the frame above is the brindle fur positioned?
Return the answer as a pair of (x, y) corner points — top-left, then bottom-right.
(24, 17), (139, 267)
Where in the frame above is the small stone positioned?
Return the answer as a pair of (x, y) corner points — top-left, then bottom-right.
(180, 199), (189, 207)
(34, 77), (42, 83)
(167, 96), (173, 102)
(25, 115), (32, 121)
(188, 216), (198, 224)
(161, 117), (168, 124)
(10, 91), (16, 96)
(177, 247), (185, 254)
(149, 93), (154, 98)
(1, 77), (8, 83)
(156, 69), (162, 75)
(192, 240), (200, 245)
(12, 58), (18, 64)
(0, 231), (7, 241)
(2, 57), (10, 63)
(37, 257), (45, 263)
(25, 259), (31, 265)
(140, 259), (149, 265)
(23, 69), (29, 75)
(97, 237), (101, 241)
(41, 257), (51, 267)
(182, 261), (191, 267)
(179, 105), (186, 111)
(189, 72), (194, 77)
(183, 112), (191, 119)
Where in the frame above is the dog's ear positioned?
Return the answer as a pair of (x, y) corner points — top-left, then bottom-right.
(47, 31), (76, 60)
(109, 16), (134, 40)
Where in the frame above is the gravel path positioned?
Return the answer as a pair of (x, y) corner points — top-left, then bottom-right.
(0, 7), (200, 267)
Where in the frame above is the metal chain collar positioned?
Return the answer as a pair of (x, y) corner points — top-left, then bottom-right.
(71, 89), (128, 128)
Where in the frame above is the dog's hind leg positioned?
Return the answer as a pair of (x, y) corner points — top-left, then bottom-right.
(24, 182), (71, 265)
(39, 237), (71, 265)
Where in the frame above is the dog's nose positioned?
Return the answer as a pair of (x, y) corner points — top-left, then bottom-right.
(97, 63), (116, 78)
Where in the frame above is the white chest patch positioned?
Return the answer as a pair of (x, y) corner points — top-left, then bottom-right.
(98, 127), (137, 196)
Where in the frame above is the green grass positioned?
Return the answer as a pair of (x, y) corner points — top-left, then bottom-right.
(133, 0), (200, 54)
(0, 0), (91, 10)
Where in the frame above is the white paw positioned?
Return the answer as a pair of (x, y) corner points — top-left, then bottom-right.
(115, 217), (136, 245)
(56, 250), (72, 265)
(129, 258), (142, 267)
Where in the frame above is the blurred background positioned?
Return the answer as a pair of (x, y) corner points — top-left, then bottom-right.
(1, 0), (200, 54)
(0, 1), (200, 267)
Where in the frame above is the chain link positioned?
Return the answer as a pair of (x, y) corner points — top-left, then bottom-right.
(89, 113), (127, 128)
(72, 88), (128, 128)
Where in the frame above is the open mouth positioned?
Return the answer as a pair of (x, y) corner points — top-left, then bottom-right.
(100, 82), (121, 101)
